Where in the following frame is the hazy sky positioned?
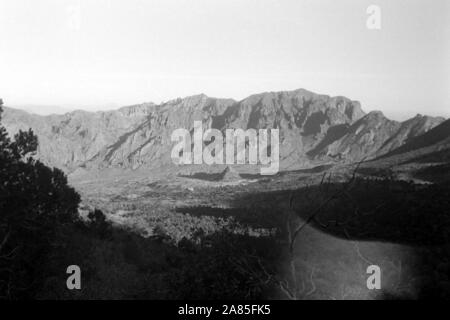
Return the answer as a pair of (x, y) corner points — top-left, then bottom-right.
(0, 0), (449, 119)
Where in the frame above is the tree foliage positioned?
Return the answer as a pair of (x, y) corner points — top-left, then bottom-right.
(0, 99), (81, 299)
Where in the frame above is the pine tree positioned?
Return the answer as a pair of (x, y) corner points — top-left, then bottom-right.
(0, 99), (80, 299)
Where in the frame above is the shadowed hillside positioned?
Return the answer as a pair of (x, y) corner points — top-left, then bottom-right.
(379, 119), (450, 159)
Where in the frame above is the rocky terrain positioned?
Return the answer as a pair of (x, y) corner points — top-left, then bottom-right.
(4, 88), (449, 238)
(2, 89), (445, 176)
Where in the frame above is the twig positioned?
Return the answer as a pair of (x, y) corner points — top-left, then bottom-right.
(0, 230), (11, 253)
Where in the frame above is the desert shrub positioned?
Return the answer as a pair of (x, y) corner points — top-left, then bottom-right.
(39, 218), (282, 300)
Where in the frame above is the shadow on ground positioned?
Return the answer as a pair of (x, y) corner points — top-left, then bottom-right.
(225, 178), (450, 299)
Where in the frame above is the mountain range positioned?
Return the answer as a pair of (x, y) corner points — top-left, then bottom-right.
(2, 88), (448, 175)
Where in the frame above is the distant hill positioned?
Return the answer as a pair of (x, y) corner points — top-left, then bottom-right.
(354, 118), (450, 183)
(10, 104), (73, 115)
(379, 118), (450, 159)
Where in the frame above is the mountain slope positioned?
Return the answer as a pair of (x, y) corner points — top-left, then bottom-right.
(1, 89), (445, 174)
(380, 118), (450, 159)
(2, 106), (153, 170)
(376, 114), (445, 156)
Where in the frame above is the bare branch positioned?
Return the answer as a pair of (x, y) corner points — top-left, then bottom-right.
(0, 230), (11, 253)
(289, 159), (365, 252)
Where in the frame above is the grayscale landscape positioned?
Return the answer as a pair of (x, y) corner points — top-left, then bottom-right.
(2, 88), (450, 299)
(1, 0), (449, 301)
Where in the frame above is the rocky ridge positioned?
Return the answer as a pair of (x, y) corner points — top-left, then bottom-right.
(2, 89), (446, 174)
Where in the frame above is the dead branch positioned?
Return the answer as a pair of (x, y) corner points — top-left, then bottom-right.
(289, 159), (365, 253)
(0, 229), (11, 253)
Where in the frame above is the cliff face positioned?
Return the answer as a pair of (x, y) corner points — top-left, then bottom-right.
(1, 89), (445, 173)
(2, 107), (151, 171)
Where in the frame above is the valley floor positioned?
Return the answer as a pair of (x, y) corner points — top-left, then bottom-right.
(65, 163), (450, 299)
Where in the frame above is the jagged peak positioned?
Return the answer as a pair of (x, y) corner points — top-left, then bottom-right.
(242, 88), (319, 102)
(118, 103), (156, 116)
(401, 113), (445, 126)
(364, 110), (387, 119)
(241, 88), (362, 106)
(163, 93), (210, 105)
